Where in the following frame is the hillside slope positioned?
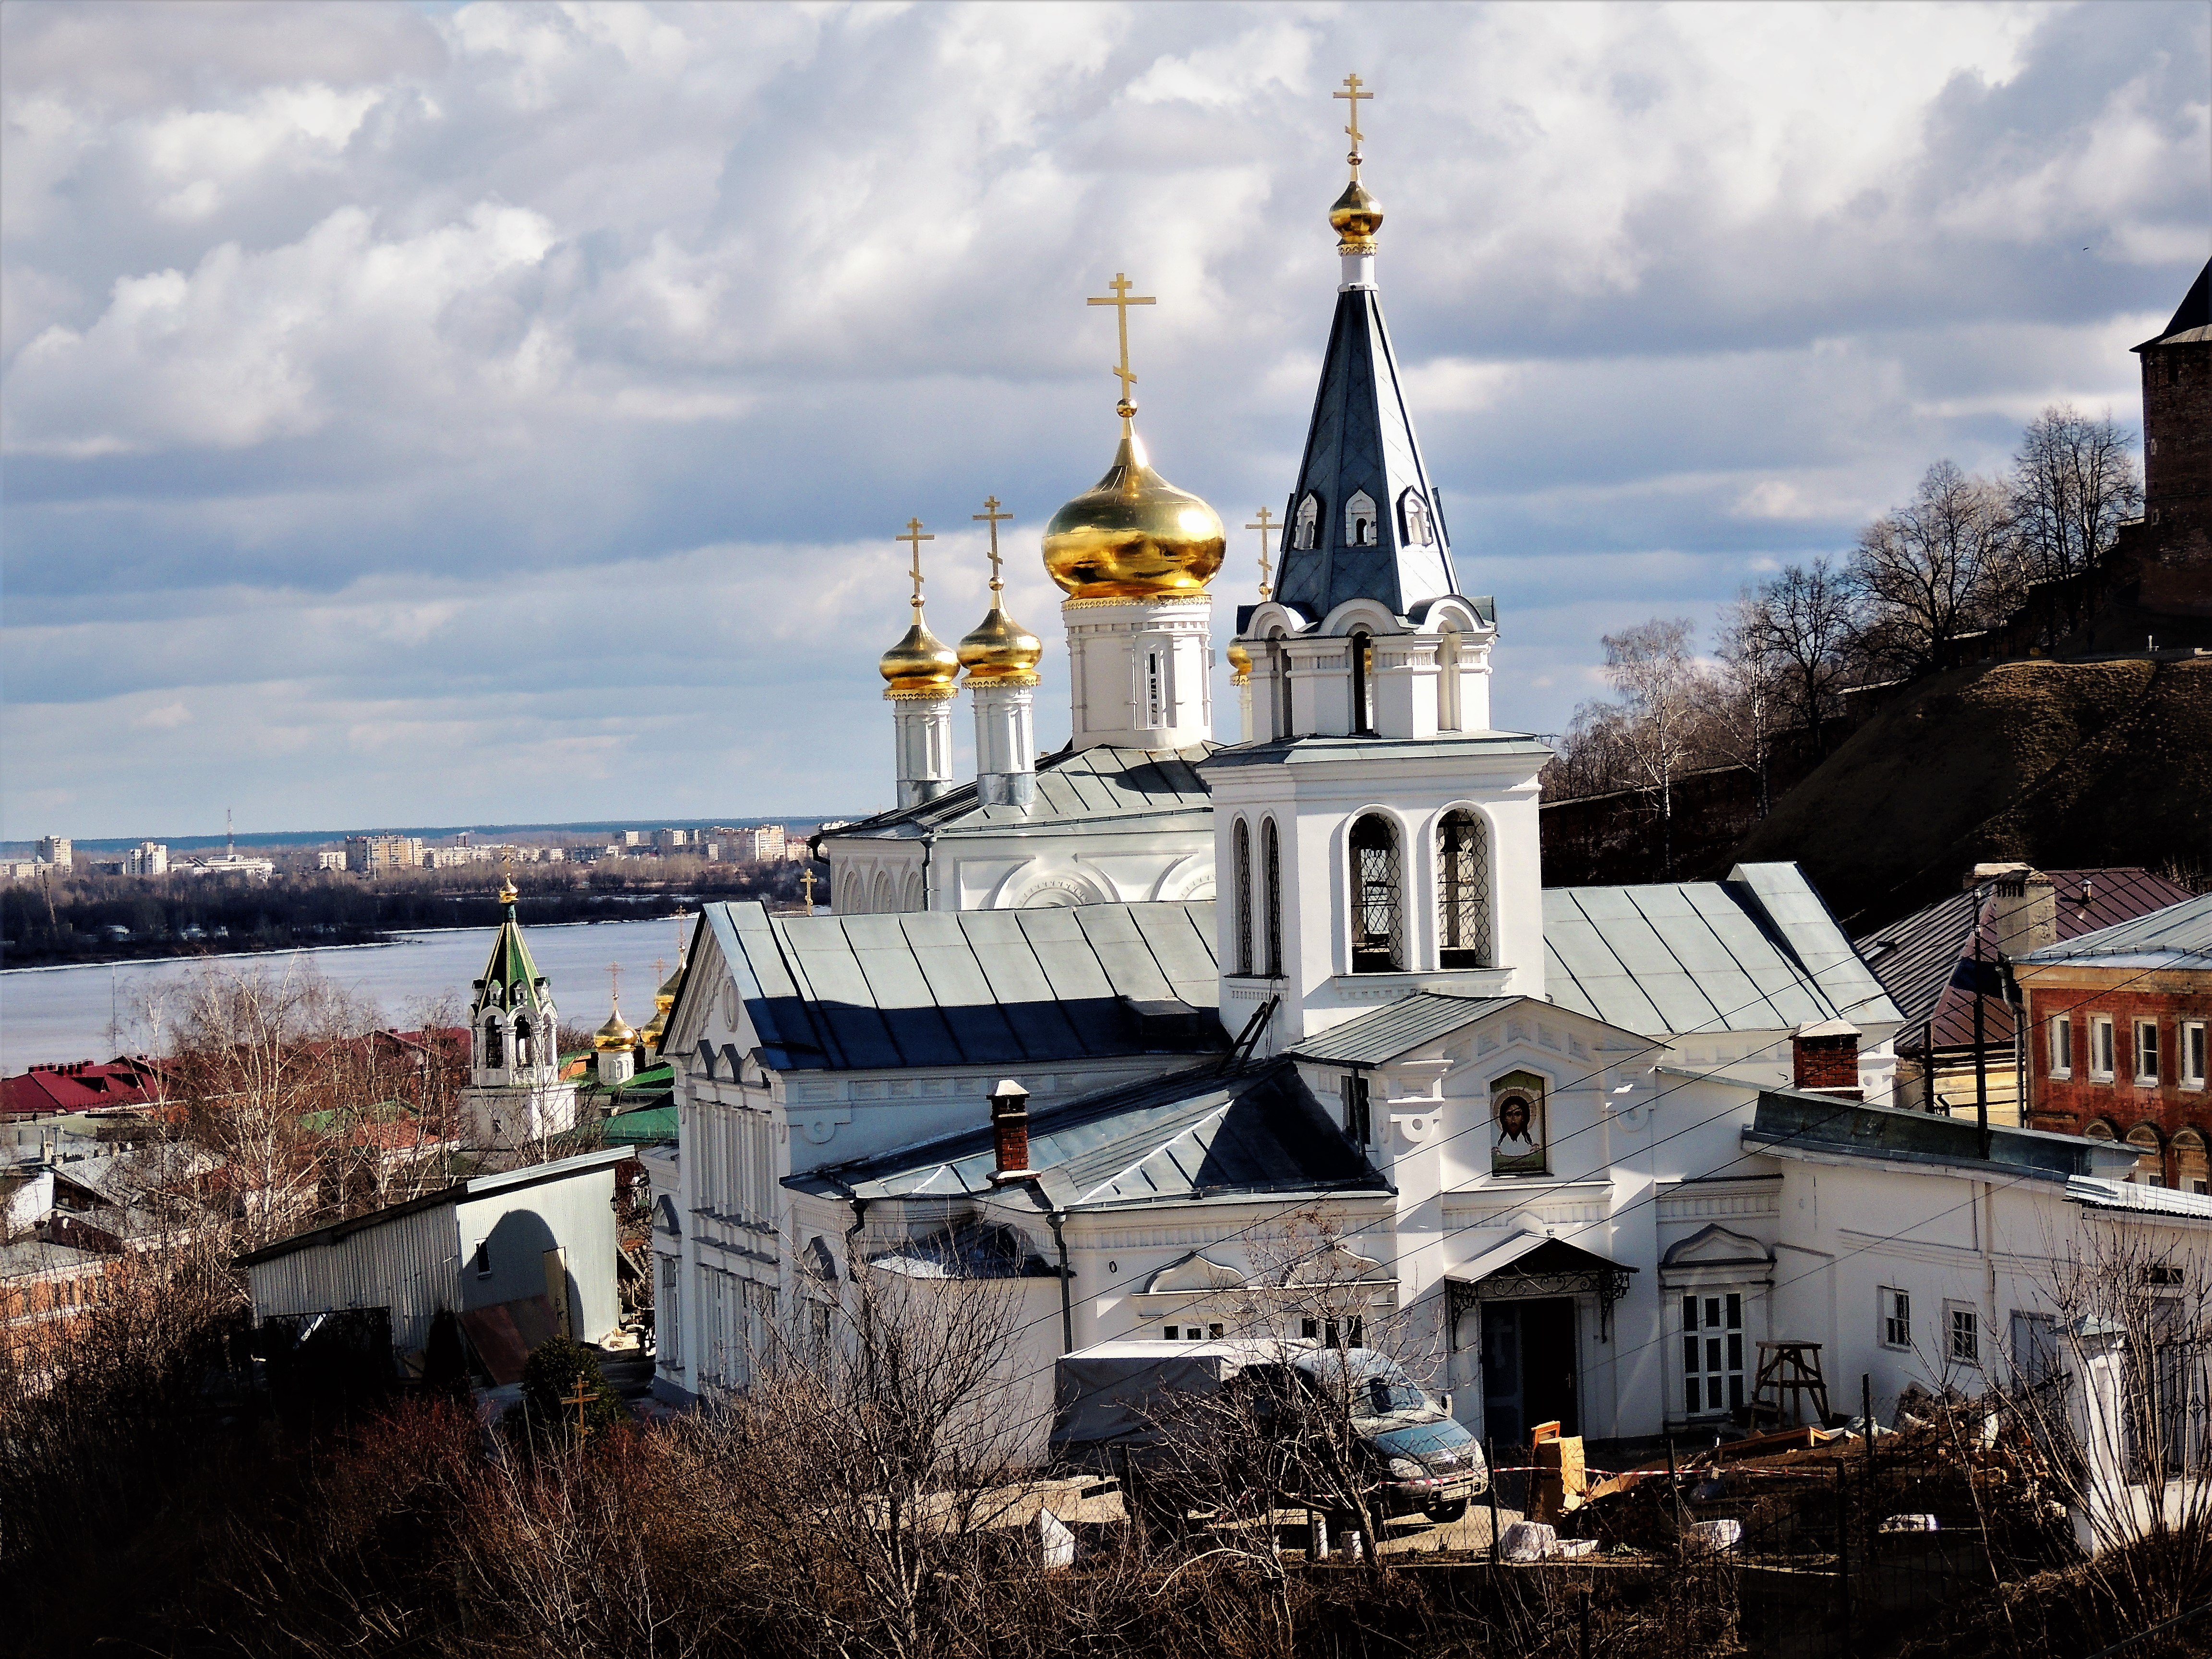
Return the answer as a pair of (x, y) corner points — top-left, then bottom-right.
(1730, 655), (2212, 935)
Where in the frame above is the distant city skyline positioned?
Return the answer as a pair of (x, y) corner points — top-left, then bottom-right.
(4, 2), (2207, 839)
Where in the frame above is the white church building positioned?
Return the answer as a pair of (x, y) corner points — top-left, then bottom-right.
(642, 87), (2192, 1454)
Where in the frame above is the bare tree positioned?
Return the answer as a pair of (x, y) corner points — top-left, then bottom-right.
(1711, 590), (1785, 815)
(1752, 557), (1862, 753)
(1595, 618), (1710, 879)
(2011, 404), (2143, 627)
(1851, 459), (2022, 676)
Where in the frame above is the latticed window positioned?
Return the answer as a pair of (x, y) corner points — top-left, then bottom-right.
(1438, 810), (1493, 968)
(1349, 814), (1403, 973)
(1683, 1292), (1744, 1416)
(1262, 819), (1283, 977)
(1233, 820), (1253, 976)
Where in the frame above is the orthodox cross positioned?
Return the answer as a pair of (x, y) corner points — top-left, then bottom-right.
(1335, 72), (1371, 173)
(560, 1376), (595, 1442)
(1086, 272), (1155, 420)
(1245, 507), (1277, 598)
(606, 962), (621, 1011)
(672, 905), (688, 969)
(898, 518), (935, 613)
(974, 496), (1012, 596)
(800, 866), (817, 915)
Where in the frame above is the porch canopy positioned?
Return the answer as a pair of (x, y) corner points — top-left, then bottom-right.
(1445, 1231), (1638, 1336)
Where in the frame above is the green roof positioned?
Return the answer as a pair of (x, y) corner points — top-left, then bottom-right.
(602, 1105), (676, 1144)
(479, 910), (540, 998)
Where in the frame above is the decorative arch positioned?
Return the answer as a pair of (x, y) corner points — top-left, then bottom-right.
(2083, 1118), (2118, 1140)
(512, 1016), (533, 1068)
(1437, 808), (1494, 969)
(1348, 812), (1405, 973)
(869, 868), (893, 915)
(1232, 819), (1253, 976)
(2176, 1127), (2209, 1194)
(482, 1015), (505, 1071)
(902, 868), (925, 912)
(2126, 1123), (2165, 1185)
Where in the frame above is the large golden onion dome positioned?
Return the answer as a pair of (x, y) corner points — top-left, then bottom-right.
(593, 1004), (635, 1051)
(1330, 178), (1383, 252)
(1042, 429), (1226, 600)
(958, 599), (1042, 685)
(879, 614), (959, 697)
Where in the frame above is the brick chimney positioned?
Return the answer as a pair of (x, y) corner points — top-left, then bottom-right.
(1985, 866), (2057, 961)
(988, 1078), (1031, 1181)
(1792, 1020), (1863, 1099)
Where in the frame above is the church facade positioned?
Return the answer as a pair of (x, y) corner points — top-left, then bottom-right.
(648, 84), (2183, 1453)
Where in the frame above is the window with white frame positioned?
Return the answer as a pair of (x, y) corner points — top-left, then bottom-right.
(2092, 1016), (2116, 1080)
(1946, 1301), (1981, 1367)
(1682, 1292), (1745, 1416)
(1879, 1286), (1911, 1350)
(2137, 1021), (2162, 1085)
(2049, 1015), (2072, 1079)
(2186, 1022), (2208, 1090)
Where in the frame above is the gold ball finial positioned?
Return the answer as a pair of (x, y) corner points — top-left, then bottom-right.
(497, 873), (519, 908)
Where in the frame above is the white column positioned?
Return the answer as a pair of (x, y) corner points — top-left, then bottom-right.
(1374, 634), (1440, 740)
(1235, 674), (1254, 745)
(890, 691), (955, 809)
(972, 682), (1037, 808)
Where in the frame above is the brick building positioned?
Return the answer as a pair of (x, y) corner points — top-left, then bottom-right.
(2016, 890), (2212, 1190)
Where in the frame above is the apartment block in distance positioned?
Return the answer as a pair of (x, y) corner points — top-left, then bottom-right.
(344, 834), (426, 875)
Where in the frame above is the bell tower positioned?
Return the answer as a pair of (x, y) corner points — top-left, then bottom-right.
(1204, 75), (1546, 1055)
(457, 871), (580, 1154)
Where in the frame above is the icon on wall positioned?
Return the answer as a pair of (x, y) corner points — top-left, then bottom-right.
(1491, 1070), (1548, 1176)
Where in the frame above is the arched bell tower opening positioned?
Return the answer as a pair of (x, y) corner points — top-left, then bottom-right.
(1348, 814), (1404, 974)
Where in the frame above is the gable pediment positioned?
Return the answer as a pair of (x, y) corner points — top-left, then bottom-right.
(1143, 1251), (1248, 1296)
(1660, 1223), (1774, 1273)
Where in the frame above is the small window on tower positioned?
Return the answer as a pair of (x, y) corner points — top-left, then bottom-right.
(1398, 489), (1432, 546)
(1294, 493), (1322, 551)
(1345, 491), (1378, 548)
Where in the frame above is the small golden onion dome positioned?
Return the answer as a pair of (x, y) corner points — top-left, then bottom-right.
(593, 1006), (635, 1050)
(497, 873), (519, 907)
(958, 601), (1043, 686)
(1042, 429), (1226, 600)
(879, 615), (959, 697)
(639, 1008), (667, 1052)
(1330, 178), (1383, 252)
(1226, 639), (1253, 681)
(655, 962), (684, 1010)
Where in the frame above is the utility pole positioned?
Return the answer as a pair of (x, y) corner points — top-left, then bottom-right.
(1972, 882), (1992, 1160)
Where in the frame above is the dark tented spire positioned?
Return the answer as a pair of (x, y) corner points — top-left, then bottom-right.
(1273, 287), (1457, 620)
(2136, 257), (2211, 351)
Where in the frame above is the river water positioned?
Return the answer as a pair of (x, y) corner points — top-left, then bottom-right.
(0, 915), (698, 1069)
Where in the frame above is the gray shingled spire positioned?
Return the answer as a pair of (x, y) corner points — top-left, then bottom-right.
(1272, 285), (1459, 621)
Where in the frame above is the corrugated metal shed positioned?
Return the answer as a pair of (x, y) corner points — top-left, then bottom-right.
(793, 1059), (1382, 1210)
(1543, 863), (1899, 1037)
(1854, 868), (2196, 1052)
(823, 744), (1215, 845)
(1287, 993), (1516, 1065)
(703, 900), (1224, 1072)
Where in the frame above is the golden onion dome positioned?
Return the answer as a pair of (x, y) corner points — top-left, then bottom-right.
(593, 1005), (635, 1051)
(497, 873), (519, 907)
(1042, 429), (1226, 600)
(655, 962), (684, 1010)
(958, 598), (1043, 686)
(1330, 178), (1383, 252)
(878, 613), (959, 698)
(1226, 639), (1252, 681)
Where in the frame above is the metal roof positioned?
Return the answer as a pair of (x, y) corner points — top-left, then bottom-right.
(1743, 1088), (2129, 1183)
(2016, 890), (2212, 972)
(1201, 732), (1552, 773)
(822, 744), (1215, 845)
(2136, 257), (2210, 350)
(704, 900), (1224, 1073)
(792, 1058), (1383, 1210)
(1854, 868), (2196, 1053)
(1543, 863), (1899, 1037)
(1287, 993), (1517, 1066)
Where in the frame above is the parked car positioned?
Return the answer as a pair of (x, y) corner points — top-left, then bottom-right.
(1049, 1338), (1487, 1527)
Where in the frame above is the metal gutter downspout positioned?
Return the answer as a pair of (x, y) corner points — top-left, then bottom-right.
(1047, 1209), (1074, 1354)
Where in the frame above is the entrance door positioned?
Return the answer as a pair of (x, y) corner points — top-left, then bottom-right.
(1479, 1298), (1579, 1450)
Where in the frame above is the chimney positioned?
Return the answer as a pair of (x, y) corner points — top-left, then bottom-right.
(1988, 868), (2057, 961)
(1792, 1020), (1863, 1099)
(988, 1078), (1031, 1180)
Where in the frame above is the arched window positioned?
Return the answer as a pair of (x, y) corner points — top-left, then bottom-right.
(1438, 626), (1462, 731)
(1263, 819), (1283, 977)
(2127, 1124), (2164, 1186)
(1345, 491), (1378, 548)
(514, 1018), (532, 1067)
(1349, 631), (1375, 735)
(1233, 820), (1253, 976)
(483, 1017), (504, 1070)
(1399, 489), (1432, 546)
(1294, 493), (1322, 551)
(2176, 1128), (2209, 1195)
(1438, 811), (1493, 969)
(1268, 635), (1291, 739)
(1348, 814), (1403, 973)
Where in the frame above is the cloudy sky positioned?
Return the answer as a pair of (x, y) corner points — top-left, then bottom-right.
(3, 1), (2206, 842)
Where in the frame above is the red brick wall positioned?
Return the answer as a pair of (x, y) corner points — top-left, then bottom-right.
(2142, 343), (2212, 551)
(2026, 976), (2212, 1186)
(1792, 1034), (1861, 1094)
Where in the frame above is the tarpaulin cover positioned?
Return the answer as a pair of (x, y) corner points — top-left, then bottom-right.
(1048, 1347), (1251, 1462)
(458, 1294), (561, 1385)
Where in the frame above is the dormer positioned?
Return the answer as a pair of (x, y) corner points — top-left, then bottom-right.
(1345, 490), (1379, 549)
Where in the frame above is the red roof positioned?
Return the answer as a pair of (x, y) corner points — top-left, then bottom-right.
(0, 1057), (168, 1120)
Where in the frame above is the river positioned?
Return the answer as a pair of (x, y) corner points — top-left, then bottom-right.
(0, 915), (701, 1070)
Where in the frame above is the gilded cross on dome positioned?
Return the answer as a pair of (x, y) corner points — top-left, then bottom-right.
(1335, 72), (1371, 174)
(1244, 507), (1277, 598)
(1086, 272), (1156, 423)
(973, 496), (1012, 594)
(898, 517), (935, 612)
